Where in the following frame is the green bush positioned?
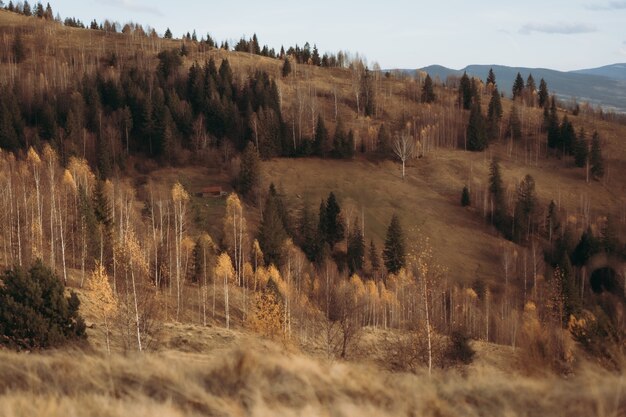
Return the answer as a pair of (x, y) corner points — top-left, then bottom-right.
(445, 331), (475, 366)
(0, 261), (86, 350)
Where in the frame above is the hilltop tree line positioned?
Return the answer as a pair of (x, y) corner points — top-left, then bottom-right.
(0, 48), (288, 168)
(2, 1), (352, 69)
(0, 39), (381, 172)
(2, 10), (606, 182)
(3, 1), (53, 20)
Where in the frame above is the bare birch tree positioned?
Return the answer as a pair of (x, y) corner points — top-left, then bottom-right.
(171, 182), (189, 320)
(393, 133), (416, 180)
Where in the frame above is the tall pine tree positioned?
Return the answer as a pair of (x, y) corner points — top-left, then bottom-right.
(512, 72), (524, 99)
(313, 115), (328, 157)
(383, 214), (405, 274)
(590, 131), (604, 179)
(321, 192), (344, 249)
(258, 187), (288, 266)
(486, 68), (496, 87)
(538, 78), (549, 108)
(237, 141), (261, 200)
(489, 158), (507, 233)
(486, 87), (503, 141)
(467, 99), (487, 151)
(421, 74), (436, 103)
(369, 240), (380, 274)
(347, 219), (365, 274)
(573, 127), (588, 168)
(458, 72), (472, 110)
(547, 97), (560, 150)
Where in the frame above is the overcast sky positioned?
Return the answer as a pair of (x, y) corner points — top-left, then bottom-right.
(49, 0), (626, 71)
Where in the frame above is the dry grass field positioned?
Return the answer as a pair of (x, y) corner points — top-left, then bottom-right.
(1, 8), (626, 417)
(0, 326), (624, 417)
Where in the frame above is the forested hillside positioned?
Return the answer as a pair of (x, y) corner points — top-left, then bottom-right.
(0, 4), (625, 416)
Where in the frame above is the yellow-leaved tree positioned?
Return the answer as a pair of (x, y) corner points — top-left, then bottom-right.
(215, 252), (235, 329)
(27, 147), (43, 260)
(116, 229), (149, 351)
(86, 261), (117, 354)
(223, 193), (247, 287)
(171, 182), (189, 320)
(248, 277), (284, 340)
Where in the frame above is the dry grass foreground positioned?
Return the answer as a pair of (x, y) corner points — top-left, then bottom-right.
(0, 342), (623, 417)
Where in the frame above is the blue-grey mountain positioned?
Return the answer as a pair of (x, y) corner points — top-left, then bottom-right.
(414, 64), (626, 113)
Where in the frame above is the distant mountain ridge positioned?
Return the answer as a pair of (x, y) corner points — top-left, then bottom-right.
(571, 63), (626, 81)
(403, 63), (626, 113)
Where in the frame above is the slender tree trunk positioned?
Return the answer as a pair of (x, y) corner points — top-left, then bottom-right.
(104, 315), (111, 355)
(57, 197), (67, 284)
(130, 266), (142, 352)
(203, 246), (207, 326)
(422, 274), (432, 376)
(224, 271), (230, 329)
(212, 273), (216, 318)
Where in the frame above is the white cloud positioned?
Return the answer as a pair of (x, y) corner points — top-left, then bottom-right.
(585, 1), (626, 10)
(519, 22), (596, 35)
(99, 0), (163, 16)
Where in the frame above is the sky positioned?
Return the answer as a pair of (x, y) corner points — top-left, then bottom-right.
(48, 0), (626, 71)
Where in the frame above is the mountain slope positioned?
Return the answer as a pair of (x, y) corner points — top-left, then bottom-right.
(419, 64), (626, 112)
(572, 63), (626, 81)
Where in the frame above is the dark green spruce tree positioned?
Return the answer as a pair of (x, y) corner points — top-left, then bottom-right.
(538, 78), (549, 108)
(0, 261), (86, 350)
(421, 74), (436, 103)
(369, 240), (380, 274)
(313, 115), (328, 157)
(321, 192), (344, 249)
(467, 98), (487, 151)
(486, 87), (503, 141)
(546, 200), (560, 244)
(559, 115), (576, 155)
(571, 226), (599, 267)
(489, 158), (507, 234)
(347, 219), (365, 274)
(590, 131), (604, 179)
(547, 97), (560, 150)
(237, 141), (261, 200)
(573, 127), (588, 168)
(383, 214), (405, 274)
(512, 72), (524, 99)
(268, 183), (291, 236)
(525, 74), (536, 106)
(486, 68), (496, 87)
(513, 174), (537, 243)
(458, 72), (472, 110)
(258, 187), (288, 266)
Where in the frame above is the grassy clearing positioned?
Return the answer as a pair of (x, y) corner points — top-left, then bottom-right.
(263, 140), (625, 286)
